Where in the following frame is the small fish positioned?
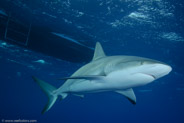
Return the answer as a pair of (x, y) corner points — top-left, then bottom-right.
(33, 60), (46, 64)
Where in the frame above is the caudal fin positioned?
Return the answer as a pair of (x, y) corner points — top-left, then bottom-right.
(32, 76), (58, 114)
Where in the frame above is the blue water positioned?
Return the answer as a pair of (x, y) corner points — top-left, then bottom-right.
(0, 0), (184, 123)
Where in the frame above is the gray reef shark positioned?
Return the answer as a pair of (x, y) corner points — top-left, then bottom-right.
(32, 42), (172, 114)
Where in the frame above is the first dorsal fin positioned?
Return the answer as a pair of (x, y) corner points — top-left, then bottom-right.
(92, 42), (106, 61)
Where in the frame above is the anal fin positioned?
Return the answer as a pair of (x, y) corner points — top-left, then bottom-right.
(73, 94), (84, 98)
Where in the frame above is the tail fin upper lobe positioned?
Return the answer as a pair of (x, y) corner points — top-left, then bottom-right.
(32, 76), (58, 114)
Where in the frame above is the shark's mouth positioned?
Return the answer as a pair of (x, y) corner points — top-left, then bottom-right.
(142, 73), (156, 79)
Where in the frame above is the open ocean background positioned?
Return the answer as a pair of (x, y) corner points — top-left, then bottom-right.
(0, 0), (184, 123)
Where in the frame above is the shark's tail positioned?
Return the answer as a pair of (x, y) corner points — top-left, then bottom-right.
(32, 76), (61, 114)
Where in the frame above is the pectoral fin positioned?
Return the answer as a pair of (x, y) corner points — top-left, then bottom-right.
(115, 88), (136, 104)
(58, 75), (105, 81)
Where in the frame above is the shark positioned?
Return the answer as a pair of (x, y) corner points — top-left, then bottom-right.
(32, 42), (172, 114)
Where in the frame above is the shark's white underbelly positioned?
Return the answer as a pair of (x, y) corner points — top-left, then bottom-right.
(68, 70), (155, 93)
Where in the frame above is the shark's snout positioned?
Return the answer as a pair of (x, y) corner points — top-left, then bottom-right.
(142, 63), (172, 80)
(151, 64), (172, 79)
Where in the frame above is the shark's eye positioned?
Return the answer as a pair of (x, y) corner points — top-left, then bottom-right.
(140, 61), (144, 65)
